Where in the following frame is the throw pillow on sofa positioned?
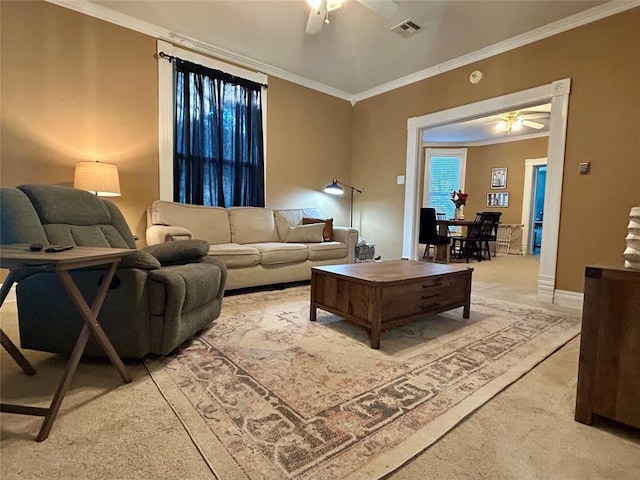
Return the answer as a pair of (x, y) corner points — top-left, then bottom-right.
(302, 217), (334, 241)
(285, 223), (325, 243)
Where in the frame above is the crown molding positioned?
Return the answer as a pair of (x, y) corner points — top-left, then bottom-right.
(47, 0), (638, 104)
(44, 0), (353, 101)
(352, 1), (640, 103)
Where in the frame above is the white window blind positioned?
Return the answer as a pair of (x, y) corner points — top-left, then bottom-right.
(428, 156), (461, 219)
(424, 148), (466, 220)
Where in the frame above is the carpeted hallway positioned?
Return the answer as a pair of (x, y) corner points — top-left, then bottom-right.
(1, 255), (639, 479)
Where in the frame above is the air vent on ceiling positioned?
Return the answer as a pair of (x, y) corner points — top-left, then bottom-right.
(390, 18), (423, 38)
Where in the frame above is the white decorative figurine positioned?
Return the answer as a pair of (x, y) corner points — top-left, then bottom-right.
(623, 206), (640, 270)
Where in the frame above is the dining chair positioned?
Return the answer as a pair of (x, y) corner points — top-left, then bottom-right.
(450, 213), (483, 261)
(479, 212), (502, 258)
(419, 208), (451, 262)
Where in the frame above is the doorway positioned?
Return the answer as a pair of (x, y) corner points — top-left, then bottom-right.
(402, 78), (571, 303)
(531, 166), (547, 255)
(521, 157), (548, 255)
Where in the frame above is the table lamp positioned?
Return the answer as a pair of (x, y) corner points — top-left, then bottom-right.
(73, 161), (121, 197)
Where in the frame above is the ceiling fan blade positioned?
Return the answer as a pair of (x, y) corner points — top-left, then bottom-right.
(305, 1), (327, 35)
(520, 112), (550, 120)
(356, 0), (399, 18)
(522, 120), (545, 129)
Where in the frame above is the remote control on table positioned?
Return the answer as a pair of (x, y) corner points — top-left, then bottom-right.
(45, 245), (75, 253)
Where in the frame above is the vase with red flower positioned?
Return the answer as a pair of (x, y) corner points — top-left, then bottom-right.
(451, 190), (468, 220)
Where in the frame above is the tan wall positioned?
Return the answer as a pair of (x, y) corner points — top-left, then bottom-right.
(0, 1), (353, 239)
(266, 78), (352, 226)
(464, 138), (548, 225)
(352, 8), (640, 292)
(0, 1), (159, 244)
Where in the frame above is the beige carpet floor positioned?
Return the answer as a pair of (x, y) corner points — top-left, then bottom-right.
(1, 255), (639, 479)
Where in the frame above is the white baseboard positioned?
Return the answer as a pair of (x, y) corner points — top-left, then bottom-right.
(553, 289), (584, 310)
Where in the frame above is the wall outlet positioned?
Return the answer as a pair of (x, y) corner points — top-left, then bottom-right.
(397, 175), (405, 185)
(579, 162), (591, 175)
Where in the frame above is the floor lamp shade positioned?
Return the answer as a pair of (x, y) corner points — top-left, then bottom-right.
(73, 161), (121, 197)
(323, 179), (362, 227)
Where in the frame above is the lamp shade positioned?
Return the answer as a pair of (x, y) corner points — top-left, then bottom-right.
(73, 161), (121, 197)
(324, 179), (344, 195)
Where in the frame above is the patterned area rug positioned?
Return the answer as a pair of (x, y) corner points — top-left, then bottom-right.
(145, 286), (580, 480)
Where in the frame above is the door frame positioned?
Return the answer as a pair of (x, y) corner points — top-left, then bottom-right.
(402, 78), (571, 303)
(522, 157), (548, 254)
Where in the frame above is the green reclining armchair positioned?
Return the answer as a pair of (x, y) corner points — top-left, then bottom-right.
(0, 184), (227, 358)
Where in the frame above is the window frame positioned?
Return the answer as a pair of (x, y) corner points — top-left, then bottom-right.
(157, 40), (268, 201)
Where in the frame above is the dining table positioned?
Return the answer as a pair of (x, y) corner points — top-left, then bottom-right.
(433, 219), (476, 263)
(435, 218), (475, 237)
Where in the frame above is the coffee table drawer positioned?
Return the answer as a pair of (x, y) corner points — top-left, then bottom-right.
(383, 273), (467, 297)
(382, 284), (467, 319)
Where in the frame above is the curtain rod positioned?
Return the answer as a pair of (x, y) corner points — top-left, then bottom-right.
(158, 51), (267, 88)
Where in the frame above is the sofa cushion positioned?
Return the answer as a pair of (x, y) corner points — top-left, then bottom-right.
(18, 184), (135, 248)
(307, 241), (348, 261)
(228, 207), (279, 244)
(285, 223), (325, 243)
(302, 217), (334, 241)
(149, 200), (231, 244)
(246, 242), (308, 265)
(42, 224), (132, 248)
(207, 243), (261, 268)
(19, 184), (112, 225)
(273, 208), (324, 241)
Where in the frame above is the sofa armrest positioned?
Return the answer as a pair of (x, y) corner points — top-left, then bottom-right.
(201, 255), (228, 296)
(332, 226), (359, 263)
(118, 250), (162, 270)
(146, 225), (193, 245)
(142, 239), (209, 266)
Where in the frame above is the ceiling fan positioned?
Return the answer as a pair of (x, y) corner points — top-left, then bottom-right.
(495, 110), (548, 134)
(305, 0), (399, 35)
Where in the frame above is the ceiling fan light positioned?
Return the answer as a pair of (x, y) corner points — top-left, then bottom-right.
(306, 0), (322, 9)
(496, 120), (508, 132)
(512, 118), (523, 131)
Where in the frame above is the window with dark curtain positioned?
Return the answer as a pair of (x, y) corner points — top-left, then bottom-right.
(174, 59), (265, 207)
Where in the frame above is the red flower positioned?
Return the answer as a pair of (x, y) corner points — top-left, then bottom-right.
(451, 190), (468, 208)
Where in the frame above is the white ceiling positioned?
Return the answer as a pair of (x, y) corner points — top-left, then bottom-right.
(423, 103), (552, 144)
(87, 0), (612, 96)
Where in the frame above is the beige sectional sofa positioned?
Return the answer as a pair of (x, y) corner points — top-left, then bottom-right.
(146, 201), (358, 290)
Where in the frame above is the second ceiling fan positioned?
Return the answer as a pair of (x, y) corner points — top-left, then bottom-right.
(305, 0), (399, 35)
(495, 111), (548, 134)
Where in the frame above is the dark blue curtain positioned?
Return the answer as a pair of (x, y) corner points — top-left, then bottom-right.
(174, 59), (265, 207)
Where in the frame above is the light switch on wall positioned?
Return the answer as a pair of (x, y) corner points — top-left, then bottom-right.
(397, 175), (405, 185)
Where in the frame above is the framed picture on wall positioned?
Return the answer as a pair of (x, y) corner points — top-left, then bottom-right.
(491, 167), (507, 189)
(487, 192), (509, 207)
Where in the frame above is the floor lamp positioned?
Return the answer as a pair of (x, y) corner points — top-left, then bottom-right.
(324, 179), (362, 228)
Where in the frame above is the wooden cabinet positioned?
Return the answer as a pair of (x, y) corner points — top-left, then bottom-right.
(575, 265), (640, 429)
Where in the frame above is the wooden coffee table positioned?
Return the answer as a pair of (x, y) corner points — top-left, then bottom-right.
(310, 260), (473, 349)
